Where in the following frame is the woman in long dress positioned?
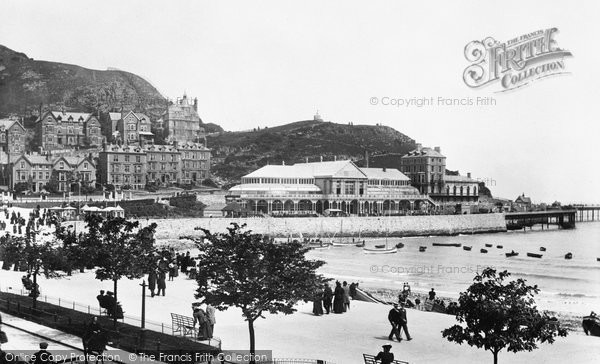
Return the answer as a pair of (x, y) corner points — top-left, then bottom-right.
(342, 281), (351, 311)
(333, 281), (345, 314)
(312, 287), (324, 316)
(193, 306), (210, 340)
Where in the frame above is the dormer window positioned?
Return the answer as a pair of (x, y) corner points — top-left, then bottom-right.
(59, 161), (65, 170)
(79, 116), (84, 122)
(68, 116), (73, 121)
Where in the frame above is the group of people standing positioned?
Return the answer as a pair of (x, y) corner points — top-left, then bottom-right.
(192, 303), (216, 340)
(313, 281), (358, 315)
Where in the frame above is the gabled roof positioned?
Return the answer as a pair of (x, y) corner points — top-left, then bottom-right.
(50, 111), (91, 122)
(15, 154), (53, 166)
(245, 160), (367, 179)
(515, 195), (532, 204)
(0, 119), (25, 131)
(362, 167), (409, 180)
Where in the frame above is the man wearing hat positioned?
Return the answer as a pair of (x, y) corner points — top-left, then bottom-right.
(374, 344), (394, 364)
(31, 342), (53, 364)
(398, 302), (412, 341)
(387, 303), (402, 341)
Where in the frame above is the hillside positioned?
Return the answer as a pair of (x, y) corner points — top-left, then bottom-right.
(0, 45), (167, 120)
(208, 120), (417, 183)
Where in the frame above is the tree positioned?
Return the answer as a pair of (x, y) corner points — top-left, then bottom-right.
(442, 268), (567, 364)
(194, 224), (327, 363)
(83, 214), (157, 327)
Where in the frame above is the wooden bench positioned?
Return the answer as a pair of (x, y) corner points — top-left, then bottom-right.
(171, 313), (196, 338)
(363, 354), (409, 364)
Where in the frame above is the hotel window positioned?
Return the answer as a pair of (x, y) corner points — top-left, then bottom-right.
(59, 162), (64, 170)
(113, 155), (119, 162)
(125, 155), (130, 162)
(124, 165), (130, 173)
(45, 172), (50, 179)
(136, 156), (141, 163)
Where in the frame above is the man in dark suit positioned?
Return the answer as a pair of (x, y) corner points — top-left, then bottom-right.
(30, 342), (53, 364)
(387, 304), (401, 341)
(398, 302), (412, 341)
(374, 344), (394, 364)
(322, 283), (333, 314)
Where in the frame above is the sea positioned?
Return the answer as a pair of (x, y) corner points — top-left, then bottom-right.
(306, 222), (600, 318)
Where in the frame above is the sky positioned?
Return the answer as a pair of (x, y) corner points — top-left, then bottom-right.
(1, 0), (599, 204)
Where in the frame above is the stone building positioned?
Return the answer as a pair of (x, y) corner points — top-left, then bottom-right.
(399, 145), (479, 210)
(399, 145), (446, 195)
(227, 160), (434, 215)
(0, 119), (26, 156)
(161, 94), (206, 143)
(98, 145), (147, 190)
(35, 111), (102, 150)
(98, 142), (211, 190)
(10, 154), (96, 193)
(115, 111), (154, 145)
(177, 142), (211, 184)
(145, 144), (180, 185)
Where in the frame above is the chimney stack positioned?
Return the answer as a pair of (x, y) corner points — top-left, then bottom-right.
(434, 146), (441, 153)
(416, 143), (422, 151)
(305, 157), (309, 163)
(193, 98), (198, 112)
(320, 156), (323, 162)
(334, 156), (337, 161)
(467, 172), (471, 178)
(282, 160), (285, 165)
(365, 150), (369, 168)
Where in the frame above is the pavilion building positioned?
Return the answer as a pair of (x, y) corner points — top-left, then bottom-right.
(227, 160), (435, 215)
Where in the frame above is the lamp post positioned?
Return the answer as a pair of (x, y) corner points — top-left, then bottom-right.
(140, 280), (147, 329)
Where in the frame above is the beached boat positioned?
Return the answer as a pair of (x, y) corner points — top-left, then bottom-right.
(375, 244), (385, 249)
(395, 242), (404, 249)
(363, 246), (397, 254)
(540, 247), (547, 252)
(527, 252), (543, 258)
(480, 249), (488, 253)
(505, 251), (519, 257)
(565, 252), (573, 260)
(355, 241), (365, 247)
(496, 245), (503, 249)
(583, 315), (600, 336)
(485, 243), (493, 248)
(419, 246), (427, 252)
(597, 258), (600, 262)
(432, 242), (462, 247)
(463, 246), (472, 251)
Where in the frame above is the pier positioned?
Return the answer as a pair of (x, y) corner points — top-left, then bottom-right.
(574, 205), (600, 222)
(505, 210), (576, 230)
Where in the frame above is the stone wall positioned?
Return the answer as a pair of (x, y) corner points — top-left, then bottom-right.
(153, 213), (507, 239)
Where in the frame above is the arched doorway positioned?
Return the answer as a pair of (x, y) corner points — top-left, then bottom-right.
(298, 200), (312, 212)
(257, 200), (268, 214)
(284, 200), (295, 211)
(272, 200), (283, 212)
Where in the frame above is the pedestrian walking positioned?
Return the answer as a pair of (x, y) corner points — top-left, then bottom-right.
(388, 304), (402, 341)
(312, 286), (324, 316)
(333, 281), (344, 314)
(342, 281), (350, 311)
(157, 271), (166, 296)
(398, 302), (412, 341)
(148, 270), (157, 297)
(206, 304), (216, 338)
(322, 283), (333, 314)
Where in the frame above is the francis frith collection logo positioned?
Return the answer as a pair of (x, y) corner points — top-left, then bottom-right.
(463, 28), (572, 92)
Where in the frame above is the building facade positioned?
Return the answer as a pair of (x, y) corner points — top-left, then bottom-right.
(399, 145), (479, 210)
(98, 142), (211, 190)
(399, 145), (446, 195)
(98, 145), (147, 190)
(145, 144), (180, 185)
(35, 111), (102, 150)
(178, 142), (211, 184)
(161, 94), (205, 143)
(115, 111), (154, 146)
(0, 119), (26, 156)
(227, 160), (434, 215)
(10, 154), (96, 192)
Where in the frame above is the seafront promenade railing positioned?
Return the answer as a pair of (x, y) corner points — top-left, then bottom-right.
(0, 286), (222, 349)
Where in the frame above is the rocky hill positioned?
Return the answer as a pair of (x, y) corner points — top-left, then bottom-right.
(208, 120), (417, 183)
(0, 45), (167, 120)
